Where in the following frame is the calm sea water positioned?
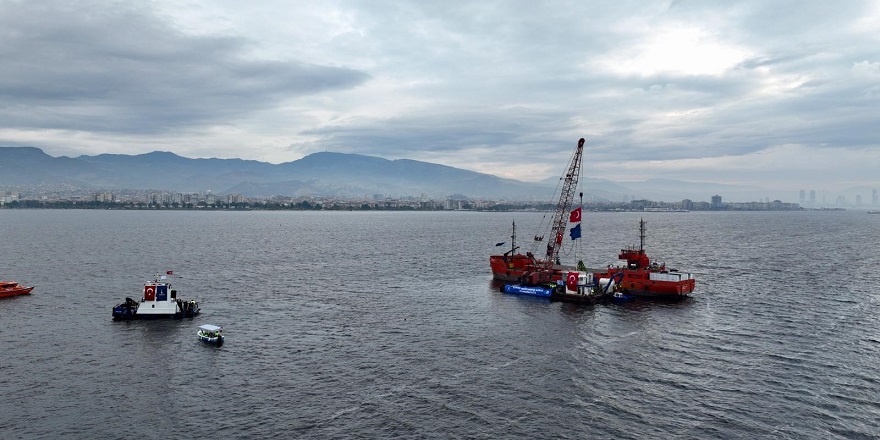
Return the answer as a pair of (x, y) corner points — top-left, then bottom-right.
(1, 209), (878, 439)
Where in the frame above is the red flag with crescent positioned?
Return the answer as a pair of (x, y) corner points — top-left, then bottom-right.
(569, 207), (582, 223)
(566, 272), (579, 291)
(144, 285), (156, 301)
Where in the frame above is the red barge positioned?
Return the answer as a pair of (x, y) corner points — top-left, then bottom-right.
(593, 218), (695, 299)
(490, 221), (578, 283)
(489, 138), (590, 287)
(490, 138), (608, 304)
(0, 280), (34, 299)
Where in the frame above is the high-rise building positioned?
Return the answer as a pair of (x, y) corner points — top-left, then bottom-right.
(94, 192), (114, 202)
(711, 195), (722, 209)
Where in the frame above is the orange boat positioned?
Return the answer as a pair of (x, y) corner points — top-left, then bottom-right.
(593, 219), (696, 299)
(0, 280), (34, 298)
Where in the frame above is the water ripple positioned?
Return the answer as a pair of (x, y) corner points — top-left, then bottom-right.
(1, 210), (878, 439)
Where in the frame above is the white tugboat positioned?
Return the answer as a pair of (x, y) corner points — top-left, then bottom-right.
(112, 272), (200, 320)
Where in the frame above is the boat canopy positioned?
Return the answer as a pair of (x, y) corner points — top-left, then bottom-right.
(199, 324), (222, 332)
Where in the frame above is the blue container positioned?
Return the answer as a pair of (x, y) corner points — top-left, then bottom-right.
(503, 284), (553, 298)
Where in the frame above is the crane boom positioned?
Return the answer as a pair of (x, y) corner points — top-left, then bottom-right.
(544, 138), (585, 268)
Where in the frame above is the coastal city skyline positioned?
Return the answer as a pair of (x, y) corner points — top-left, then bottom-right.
(1, 1), (878, 194)
(2, 145), (877, 206)
(3, 185), (876, 212)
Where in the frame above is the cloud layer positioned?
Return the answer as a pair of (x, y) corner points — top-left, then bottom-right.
(1, 0), (878, 199)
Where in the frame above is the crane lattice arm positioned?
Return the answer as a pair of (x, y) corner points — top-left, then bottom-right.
(544, 138), (584, 268)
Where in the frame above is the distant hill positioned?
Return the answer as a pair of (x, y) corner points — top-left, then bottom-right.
(0, 147), (555, 200)
(0, 146), (765, 201)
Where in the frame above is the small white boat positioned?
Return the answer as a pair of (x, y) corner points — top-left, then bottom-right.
(197, 324), (224, 346)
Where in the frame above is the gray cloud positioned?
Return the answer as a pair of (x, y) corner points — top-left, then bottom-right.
(0, 1), (369, 133)
(0, 0), (878, 198)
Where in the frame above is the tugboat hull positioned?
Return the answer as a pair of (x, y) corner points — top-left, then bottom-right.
(112, 309), (201, 321)
(592, 269), (695, 299)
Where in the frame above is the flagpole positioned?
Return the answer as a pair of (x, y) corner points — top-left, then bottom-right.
(576, 192), (583, 261)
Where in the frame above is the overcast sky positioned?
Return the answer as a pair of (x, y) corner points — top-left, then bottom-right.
(1, 0), (878, 194)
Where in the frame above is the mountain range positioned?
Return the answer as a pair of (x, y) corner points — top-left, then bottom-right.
(0, 146), (781, 202)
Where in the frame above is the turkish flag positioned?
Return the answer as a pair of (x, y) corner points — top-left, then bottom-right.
(144, 285), (156, 301)
(569, 207), (582, 223)
(566, 272), (579, 291)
